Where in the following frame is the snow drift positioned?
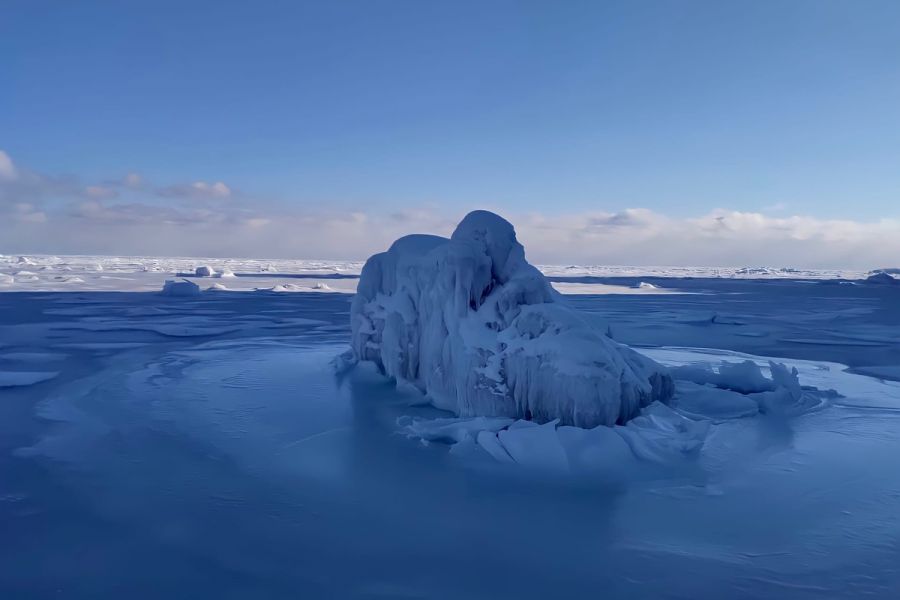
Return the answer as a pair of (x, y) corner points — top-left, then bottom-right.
(350, 210), (674, 427)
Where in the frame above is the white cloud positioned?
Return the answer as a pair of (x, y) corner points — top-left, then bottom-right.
(191, 181), (231, 198)
(15, 205), (896, 269)
(123, 172), (142, 187)
(159, 180), (232, 200)
(85, 185), (117, 199)
(9, 202), (47, 223)
(0, 150), (17, 181)
(1, 150), (898, 269)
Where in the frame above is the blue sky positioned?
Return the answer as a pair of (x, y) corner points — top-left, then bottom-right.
(2, 1), (900, 265)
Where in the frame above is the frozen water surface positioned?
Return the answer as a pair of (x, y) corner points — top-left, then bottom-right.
(2, 273), (900, 598)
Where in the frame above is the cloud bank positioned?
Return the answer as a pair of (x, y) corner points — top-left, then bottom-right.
(1, 149), (897, 269)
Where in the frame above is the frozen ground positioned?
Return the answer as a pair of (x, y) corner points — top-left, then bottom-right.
(1, 256), (900, 598)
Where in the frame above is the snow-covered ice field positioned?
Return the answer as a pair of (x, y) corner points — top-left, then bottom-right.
(2, 255), (900, 598)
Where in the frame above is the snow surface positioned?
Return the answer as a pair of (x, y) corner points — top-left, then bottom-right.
(0, 254), (363, 293)
(350, 211), (673, 427)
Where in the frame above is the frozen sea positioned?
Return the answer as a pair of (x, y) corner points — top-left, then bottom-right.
(2, 255), (900, 599)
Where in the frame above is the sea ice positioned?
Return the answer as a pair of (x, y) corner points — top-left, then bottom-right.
(615, 402), (709, 463)
(671, 382), (760, 420)
(399, 415), (514, 444)
(351, 210), (674, 427)
(195, 265), (216, 277)
(670, 359), (779, 394)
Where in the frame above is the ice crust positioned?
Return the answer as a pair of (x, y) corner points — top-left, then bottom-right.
(351, 210), (674, 427)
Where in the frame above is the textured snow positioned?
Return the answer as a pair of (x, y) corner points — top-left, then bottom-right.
(351, 211), (674, 427)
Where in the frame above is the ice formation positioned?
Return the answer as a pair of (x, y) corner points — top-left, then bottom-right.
(351, 210), (674, 427)
(401, 401), (708, 471)
(399, 356), (825, 471)
(161, 279), (201, 297)
(195, 265), (216, 277)
(865, 272), (899, 285)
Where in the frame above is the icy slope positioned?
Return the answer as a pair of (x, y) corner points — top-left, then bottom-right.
(350, 211), (674, 427)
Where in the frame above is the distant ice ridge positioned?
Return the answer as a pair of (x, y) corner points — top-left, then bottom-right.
(350, 210), (674, 427)
(0, 253), (873, 292)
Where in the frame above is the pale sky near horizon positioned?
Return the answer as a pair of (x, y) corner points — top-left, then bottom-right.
(2, 1), (900, 268)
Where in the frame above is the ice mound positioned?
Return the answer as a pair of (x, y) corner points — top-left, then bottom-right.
(351, 210), (674, 427)
(865, 272), (899, 285)
(398, 357), (822, 471)
(161, 279), (201, 297)
(195, 265), (216, 277)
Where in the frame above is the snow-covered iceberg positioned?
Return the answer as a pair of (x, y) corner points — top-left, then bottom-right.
(350, 210), (674, 427)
